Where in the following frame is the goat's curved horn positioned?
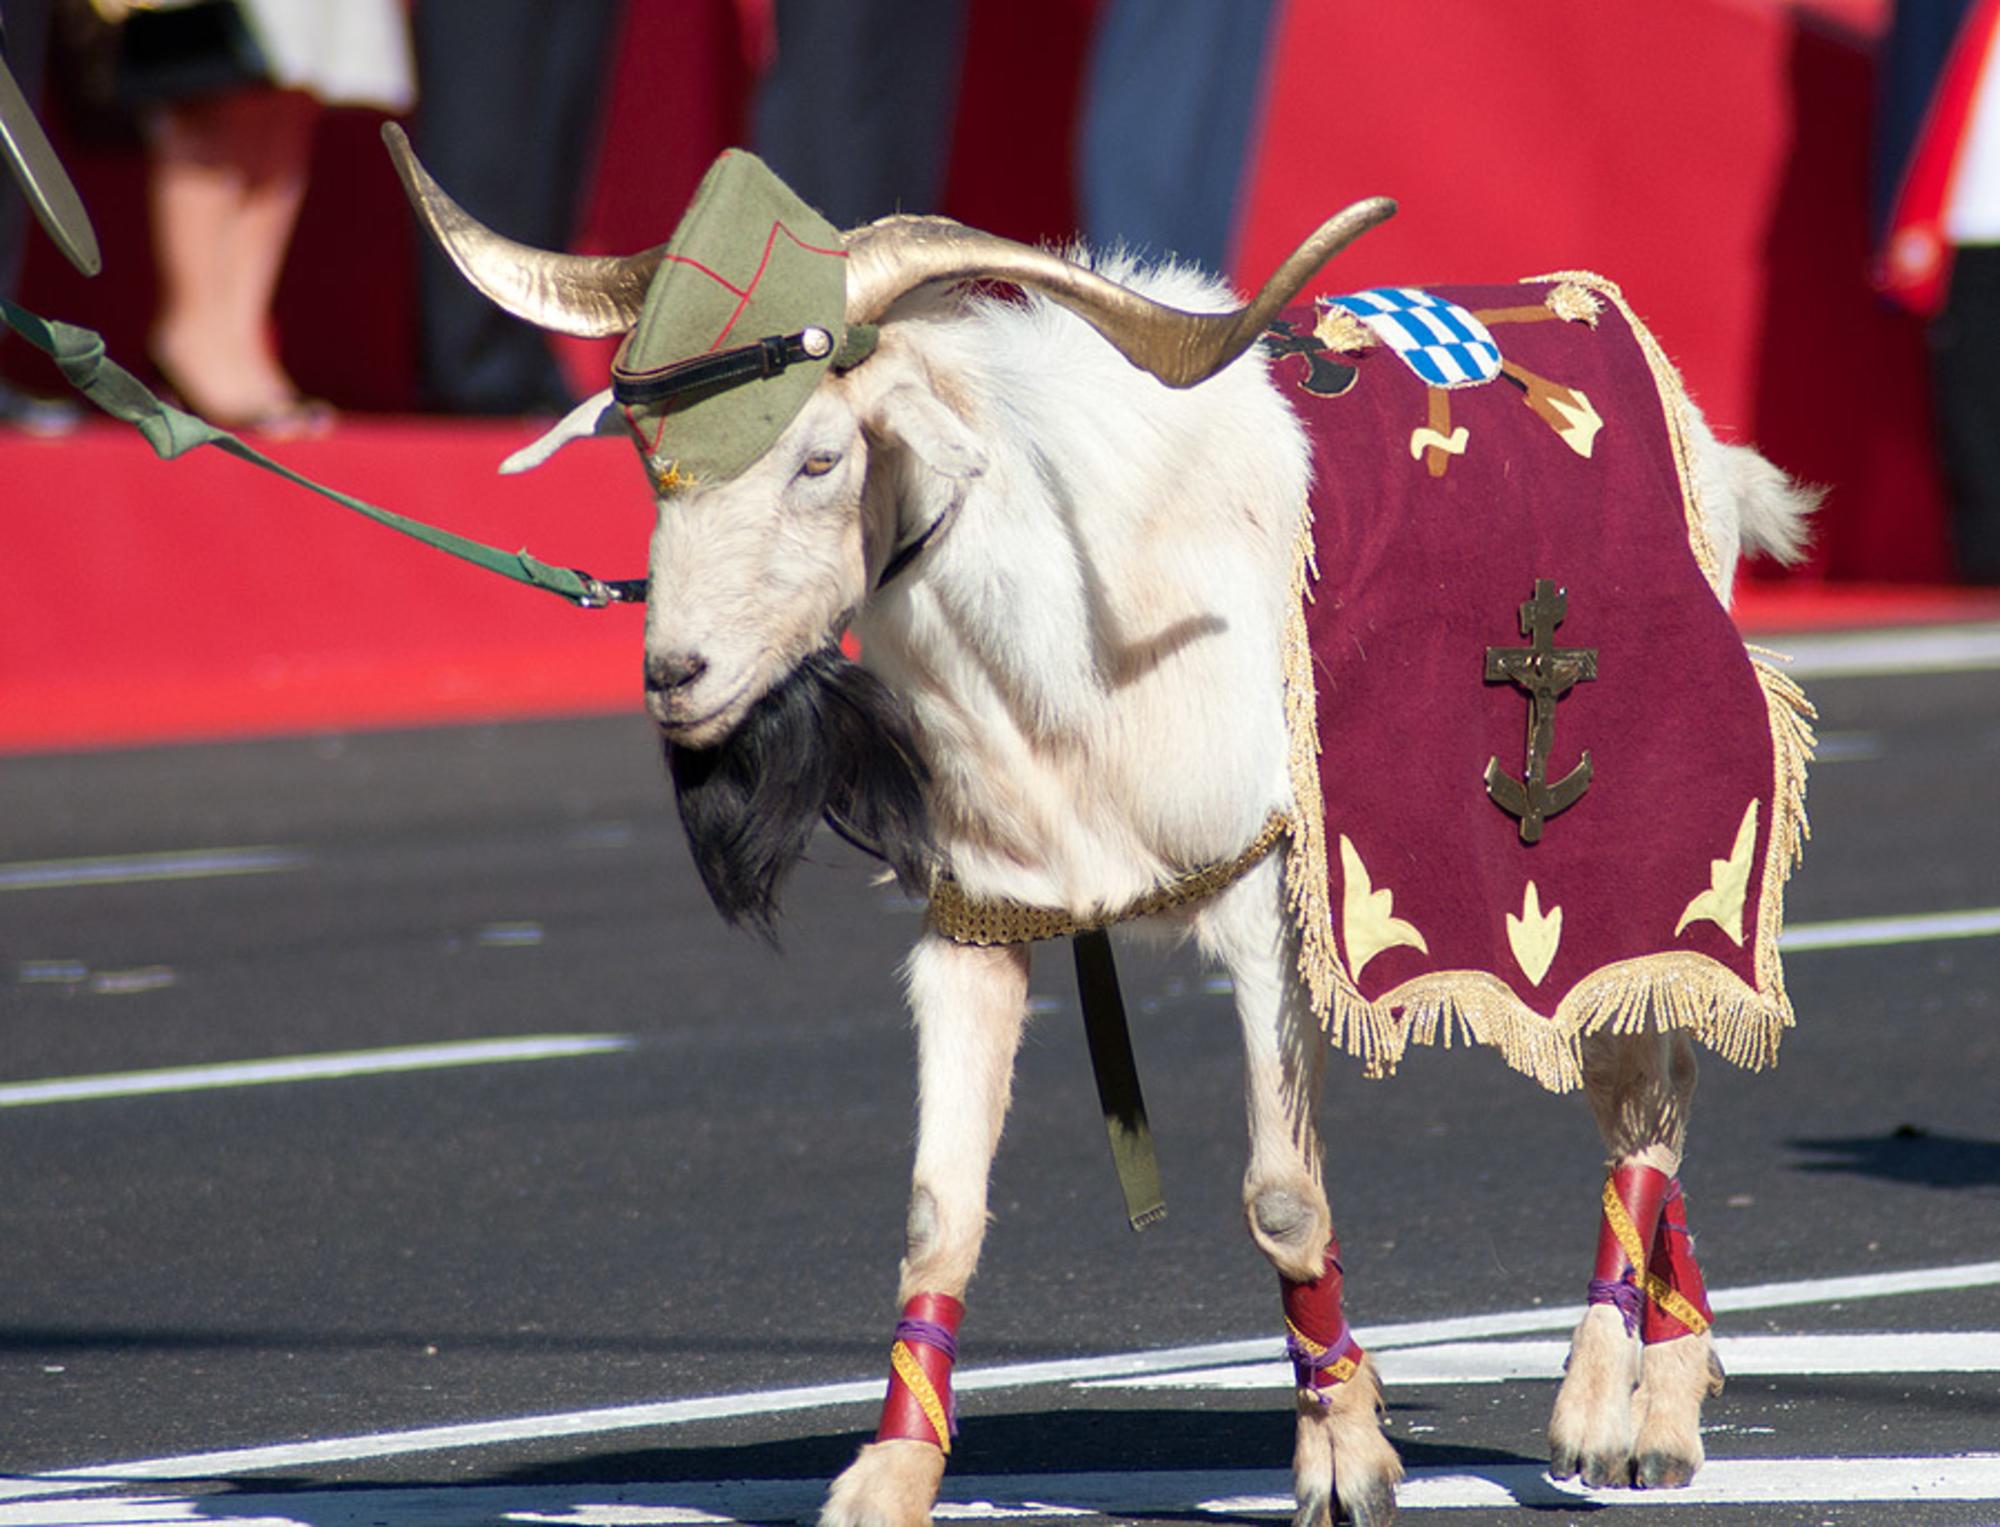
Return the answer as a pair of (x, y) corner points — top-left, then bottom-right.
(842, 196), (1396, 388)
(382, 123), (664, 338)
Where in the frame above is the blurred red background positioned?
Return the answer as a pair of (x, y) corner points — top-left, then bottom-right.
(2, 0), (1972, 752)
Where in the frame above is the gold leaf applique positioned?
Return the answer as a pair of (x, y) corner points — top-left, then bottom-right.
(1675, 799), (1761, 946)
(1542, 385), (1603, 457)
(1339, 835), (1429, 983)
(1506, 880), (1563, 986)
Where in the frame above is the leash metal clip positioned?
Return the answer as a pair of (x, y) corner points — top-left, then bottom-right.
(573, 573), (649, 609)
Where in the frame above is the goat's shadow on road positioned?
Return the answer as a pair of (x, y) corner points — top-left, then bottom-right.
(1789, 1123), (2000, 1190)
(84, 1410), (1550, 1525)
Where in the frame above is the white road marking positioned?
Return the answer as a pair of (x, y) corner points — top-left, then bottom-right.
(1781, 906), (2000, 952)
(1083, 1331), (2000, 1390)
(11, 1456), (2000, 1523)
(0, 845), (307, 893)
(0, 1036), (634, 1109)
(5, 1258), (1996, 1507)
(1761, 621), (2000, 679)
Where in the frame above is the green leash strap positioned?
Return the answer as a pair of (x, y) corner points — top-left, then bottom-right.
(1072, 929), (1167, 1230)
(1, 299), (638, 608)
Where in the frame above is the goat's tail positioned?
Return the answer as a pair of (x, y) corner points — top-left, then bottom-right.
(1721, 441), (1822, 567)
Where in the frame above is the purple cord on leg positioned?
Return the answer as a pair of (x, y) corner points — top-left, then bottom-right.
(1587, 1275), (1644, 1337)
(895, 1317), (960, 1434)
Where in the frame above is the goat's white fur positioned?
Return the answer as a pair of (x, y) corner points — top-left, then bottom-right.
(627, 257), (1813, 1527)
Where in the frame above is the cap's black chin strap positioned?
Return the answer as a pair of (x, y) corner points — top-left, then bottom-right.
(874, 502), (956, 591)
(611, 323), (879, 408)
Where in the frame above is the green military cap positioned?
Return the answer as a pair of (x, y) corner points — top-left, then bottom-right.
(610, 150), (871, 491)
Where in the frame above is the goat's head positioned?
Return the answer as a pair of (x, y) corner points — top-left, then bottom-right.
(384, 126), (1392, 923)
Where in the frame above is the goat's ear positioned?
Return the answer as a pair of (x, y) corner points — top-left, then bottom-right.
(499, 388), (621, 474)
(866, 383), (987, 481)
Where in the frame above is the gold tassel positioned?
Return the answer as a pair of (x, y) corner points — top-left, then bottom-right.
(1313, 304), (1378, 354)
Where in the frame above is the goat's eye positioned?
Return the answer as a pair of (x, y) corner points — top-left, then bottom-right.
(799, 450), (843, 479)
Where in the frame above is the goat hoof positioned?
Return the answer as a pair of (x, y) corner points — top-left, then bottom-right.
(1636, 1449), (1699, 1489)
(820, 1438), (944, 1527)
(1579, 1449), (1633, 1489)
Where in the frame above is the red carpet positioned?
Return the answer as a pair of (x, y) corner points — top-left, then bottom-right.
(2, 419), (647, 755)
(3, 420), (1989, 757)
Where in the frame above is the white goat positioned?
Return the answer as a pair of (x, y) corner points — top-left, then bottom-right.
(392, 131), (1814, 1527)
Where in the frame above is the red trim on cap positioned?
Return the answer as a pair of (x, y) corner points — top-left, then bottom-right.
(709, 220), (850, 351)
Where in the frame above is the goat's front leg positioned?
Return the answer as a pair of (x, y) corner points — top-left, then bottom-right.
(1550, 1029), (1722, 1489)
(821, 935), (1030, 1527)
(1203, 862), (1401, 1527)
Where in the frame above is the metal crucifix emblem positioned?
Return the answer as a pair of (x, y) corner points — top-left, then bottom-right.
(1484, 578), (1598, 843)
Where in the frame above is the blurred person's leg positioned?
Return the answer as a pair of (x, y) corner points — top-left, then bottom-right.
(411, 0), (617, 415)
(751, 0), (967, 228)
(1932, 244), (2000, 582)
(1079, 0), (1279, 273)
(147, 86), (321, 429)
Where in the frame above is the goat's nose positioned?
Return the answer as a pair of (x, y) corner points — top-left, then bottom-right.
(644, 650), (708, 693)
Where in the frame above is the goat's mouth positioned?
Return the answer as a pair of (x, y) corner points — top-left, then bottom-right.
(648, 636), (842, 749)
(651, 685), (754, 750)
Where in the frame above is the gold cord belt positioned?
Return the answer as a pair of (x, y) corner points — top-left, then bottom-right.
(926, 811), (1291, 946)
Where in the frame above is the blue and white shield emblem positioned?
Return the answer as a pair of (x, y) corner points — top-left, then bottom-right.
(1322, 287), (1502, 388)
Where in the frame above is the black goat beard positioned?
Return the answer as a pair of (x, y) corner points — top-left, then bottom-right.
(663, 646), (936, 938)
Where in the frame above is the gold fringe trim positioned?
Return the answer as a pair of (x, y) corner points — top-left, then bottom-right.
(1279, 517), (1398, 1075)
(1379, 952), (1791, 1094)
(1277, 274), (1816, 1095)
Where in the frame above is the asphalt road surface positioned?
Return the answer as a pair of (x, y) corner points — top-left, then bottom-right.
(4, 624), (1999, 1526)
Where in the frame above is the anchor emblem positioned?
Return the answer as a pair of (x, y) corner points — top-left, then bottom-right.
(1484, 578), (1598, 843)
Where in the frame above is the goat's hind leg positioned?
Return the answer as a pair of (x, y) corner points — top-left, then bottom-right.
(822, 937), (1031, 1527)
(1549, 1029), (1720, 1490)
(1203, 863), (1401, 1527)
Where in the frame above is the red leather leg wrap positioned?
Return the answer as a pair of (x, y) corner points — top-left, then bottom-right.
(1587, 1162), (1669, 1335)
(1642, 1181), (1715, 1344)
(874, 1292), (964, 1452)
(1280, 1234), (1363, 1393)
(1593, 1163), (1669, 1282)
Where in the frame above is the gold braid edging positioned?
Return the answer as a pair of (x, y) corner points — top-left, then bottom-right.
(1602, 1178), (1712, 1336)
(926, 811), (1292, 947)
(888, 1339), (952, 1453)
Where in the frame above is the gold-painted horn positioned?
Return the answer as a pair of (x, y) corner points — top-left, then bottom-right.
(841, 197), (1395, 388)
(382, 122), (664, 338)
